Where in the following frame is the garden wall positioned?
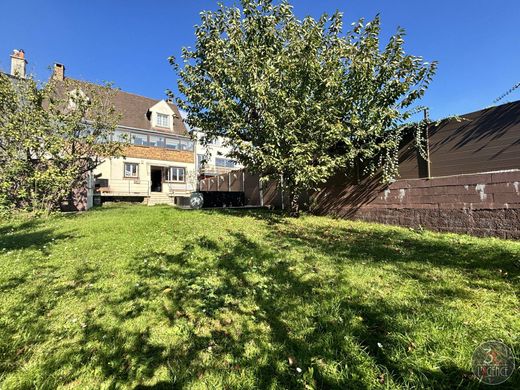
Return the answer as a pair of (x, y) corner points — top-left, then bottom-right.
(311, 170), (520, 239)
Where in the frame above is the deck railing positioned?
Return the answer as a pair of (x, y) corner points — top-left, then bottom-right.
(97, 179), (151, 196)
(199, 165), (237, 176)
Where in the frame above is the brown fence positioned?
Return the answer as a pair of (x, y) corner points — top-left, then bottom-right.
(199, 171), (245, 193)
(397, 101), (520, 180)
(198, 169), (287, 208)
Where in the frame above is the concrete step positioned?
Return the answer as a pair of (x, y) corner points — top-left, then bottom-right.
(147, 193), (174, 206)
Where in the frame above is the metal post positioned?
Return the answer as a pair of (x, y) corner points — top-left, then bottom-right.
(424, 109), (431, 179)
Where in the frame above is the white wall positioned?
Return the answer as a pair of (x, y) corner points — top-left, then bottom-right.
(194, 130), (242, 171)
(149, 100), (176, 132)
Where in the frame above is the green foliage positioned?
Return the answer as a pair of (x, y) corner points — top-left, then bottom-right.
(173, 0), (437, 215)
(0, 205), (518, 388)
(0, 74), (123, 213)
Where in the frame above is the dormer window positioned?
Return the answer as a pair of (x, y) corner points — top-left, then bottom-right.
(156, 113), (170, 128)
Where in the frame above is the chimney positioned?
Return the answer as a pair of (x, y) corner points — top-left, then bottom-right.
(10, 49), (27, 78)
(52, 63), (65, 81)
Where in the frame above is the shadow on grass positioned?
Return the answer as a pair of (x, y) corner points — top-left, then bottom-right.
(0, 218), (73, 252)
(269, 222), (519, 289)
(2, 209), (518, 388)
(0, 262), (60, 375)
(125, 228), (518, 388)
(200, 207), (288, 224)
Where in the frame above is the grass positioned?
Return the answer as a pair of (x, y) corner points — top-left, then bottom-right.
(0, 204), (518, 389)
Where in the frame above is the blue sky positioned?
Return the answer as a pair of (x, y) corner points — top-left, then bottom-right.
(0, 0), (519, 119)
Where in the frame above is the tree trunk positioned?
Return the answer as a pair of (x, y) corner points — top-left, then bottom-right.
(289, 189), (300, 218)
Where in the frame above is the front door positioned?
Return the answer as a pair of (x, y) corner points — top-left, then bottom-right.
(151, 167), (163, 192)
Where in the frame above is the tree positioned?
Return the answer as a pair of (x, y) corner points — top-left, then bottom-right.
(0, 74), (123, 213)
(172, 0), (437, 216)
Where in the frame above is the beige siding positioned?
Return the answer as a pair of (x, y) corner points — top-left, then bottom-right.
(94, 157), (196, 197)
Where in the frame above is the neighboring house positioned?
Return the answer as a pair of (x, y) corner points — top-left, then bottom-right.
(192, 129), (242, 179)
(2, 49), (196, 207)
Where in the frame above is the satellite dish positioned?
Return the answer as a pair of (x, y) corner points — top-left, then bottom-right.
(190, 192), (204, 209)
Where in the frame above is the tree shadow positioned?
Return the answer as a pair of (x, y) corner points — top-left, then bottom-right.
(200, 207), (288, 225)
(25, 320), (168, 388)
(128, 229), (506, 388)
(3, 211), (516, 388)
(79, 323), (166, 385)
(0, 218), (73, 252)
(269, 222), (519, 286)
(430, 102), (520, 153)
(0, 263), (61, 375)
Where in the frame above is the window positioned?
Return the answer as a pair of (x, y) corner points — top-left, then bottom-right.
(197, 154), (206, 167)
(96, 134), (109, 144)
(207, 138), (220, 146)
(113, 130), (130, 142)
(179, 140), (190, 151)
(131, 133), (148, 146)
(124, 163), (139, 178)
(114, 131), (194, 151)
(156, 113), (170, 128)
(215, 158), (237, 168)
(149, 135), (166, 147)
(165, 137), (180, 150)
(166, 167), (185, 182)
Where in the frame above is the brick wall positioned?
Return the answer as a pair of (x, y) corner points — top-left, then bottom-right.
(124, 145), (194, 163)
(312, 170), (520, 239)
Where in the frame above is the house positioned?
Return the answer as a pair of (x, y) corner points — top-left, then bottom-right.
(2, 49), (196, 208)
(178, 109), (243, 179)
(4, 49), (274, 210)
(53, 65), (196, 206)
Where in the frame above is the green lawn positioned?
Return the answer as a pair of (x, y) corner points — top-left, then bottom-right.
(0, 205), (518, 389)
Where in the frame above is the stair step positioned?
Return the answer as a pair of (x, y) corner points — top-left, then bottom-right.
(147, 193), (174, 206)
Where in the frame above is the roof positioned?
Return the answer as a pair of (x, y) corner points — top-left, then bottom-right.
(110, 87), (188, 136)
(55, 78), (189, 137)
(0, 71), (29, 85)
